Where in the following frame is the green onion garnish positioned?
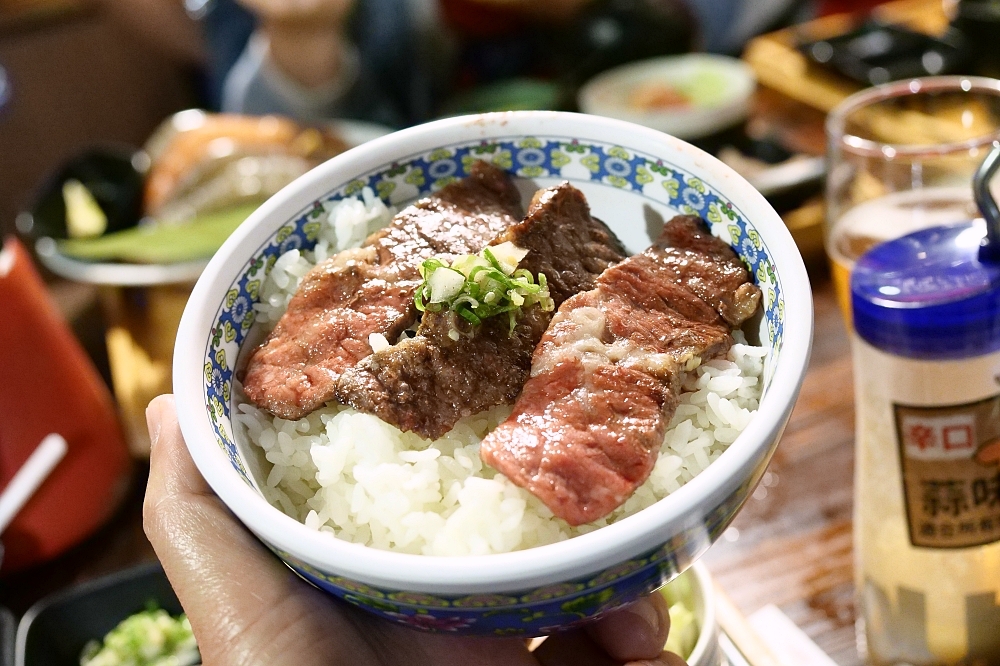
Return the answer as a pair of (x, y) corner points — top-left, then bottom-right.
(414, 242), (554, 335)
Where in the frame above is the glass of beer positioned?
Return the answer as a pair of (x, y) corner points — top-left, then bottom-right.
(825, 76), (1000, 323)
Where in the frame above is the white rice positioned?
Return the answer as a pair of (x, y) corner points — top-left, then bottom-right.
(235, 190), (767, 556)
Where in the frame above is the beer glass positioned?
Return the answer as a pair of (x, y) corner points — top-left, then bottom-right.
(825, 76), (1000, 322)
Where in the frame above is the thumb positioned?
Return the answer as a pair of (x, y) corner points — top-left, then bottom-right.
(142, 395), (352, 666)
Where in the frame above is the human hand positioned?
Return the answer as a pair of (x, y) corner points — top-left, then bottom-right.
(143, 395), (687, 666)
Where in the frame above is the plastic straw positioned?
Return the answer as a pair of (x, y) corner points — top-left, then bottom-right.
(0, 433), (68, 534)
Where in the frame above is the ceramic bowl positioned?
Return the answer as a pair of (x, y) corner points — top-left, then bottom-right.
(666, 563), (720, 666)
(578, 54), (756, 140)
(173, 111), (812, 636)
(16, 564), (182, 666)
(530, 562), (719, 663)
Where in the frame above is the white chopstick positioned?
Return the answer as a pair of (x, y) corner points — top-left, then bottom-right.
(0, 433), (68, 534)
(747, 605), (838, 666)
(713, 581), (784, 666)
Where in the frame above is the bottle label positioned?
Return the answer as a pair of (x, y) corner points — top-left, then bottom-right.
(895, 395), (1000, 549)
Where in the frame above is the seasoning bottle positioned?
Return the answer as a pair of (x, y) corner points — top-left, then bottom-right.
(851, 215), (1000, 665)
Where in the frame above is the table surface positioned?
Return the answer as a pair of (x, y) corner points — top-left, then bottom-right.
(704, 276), (858, 665)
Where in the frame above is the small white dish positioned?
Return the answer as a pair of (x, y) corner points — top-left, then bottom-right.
(578, 54), (756, 140)
(36, 119), (394, 287)
(687, 563), (722, 666)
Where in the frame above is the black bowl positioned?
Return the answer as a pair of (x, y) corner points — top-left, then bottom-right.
(0, 606), (14, 666)
(15, 563), (182, 666)
(16, 146), (147, 243)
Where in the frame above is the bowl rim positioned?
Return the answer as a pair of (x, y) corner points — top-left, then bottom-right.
(686, 562), (718, 666)
(34, 237), (208, 286)
(173, 111), (813, 594)
(825, 75), (1000, 159)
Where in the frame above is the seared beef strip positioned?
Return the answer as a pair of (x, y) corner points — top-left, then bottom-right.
(241, 161), (523, 420)
(480, 216), (761, 525)
(654, 215), (760, 326)
(509, 185), (629, 304)
(335, 182), (627, 440)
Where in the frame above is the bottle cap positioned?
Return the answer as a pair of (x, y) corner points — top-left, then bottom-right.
(851, 221), (1000, 359)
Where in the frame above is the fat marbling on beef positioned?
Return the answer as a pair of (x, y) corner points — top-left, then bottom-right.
(334, 183), (627, 440)
(480, 215), (761, 525)
(241, 161), (523, 420)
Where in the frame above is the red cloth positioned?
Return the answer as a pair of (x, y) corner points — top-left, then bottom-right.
(0, 237), (131, 573)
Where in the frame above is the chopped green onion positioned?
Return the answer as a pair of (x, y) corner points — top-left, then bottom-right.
(80, 606), (199, 666)
(427, 267), (465, 302)
(413, 243), (553, 335)
(489, 241), (530, 273)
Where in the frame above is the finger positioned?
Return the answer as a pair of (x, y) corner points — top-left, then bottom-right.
(533, 629), (616, 666)
(345, 610), (541, 666)
(626, 651), (689, 666)
(143, 395), (372, 666)
(145, 395), (211, 497)
(585, 594), (671, 662)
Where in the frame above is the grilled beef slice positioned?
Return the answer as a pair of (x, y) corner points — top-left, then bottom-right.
(241, 161), (523, 420)
(334, 182), (627, 440)
(653, 214), (761, 326)
(480, 215), (761, 525)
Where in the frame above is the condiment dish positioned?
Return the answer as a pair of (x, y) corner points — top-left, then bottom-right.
(578, 54), (755, 140)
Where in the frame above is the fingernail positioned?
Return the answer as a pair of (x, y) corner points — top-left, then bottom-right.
(630, 651), (688, 666)
(146, 398), (164, 451)
(622, 596), (664, 638)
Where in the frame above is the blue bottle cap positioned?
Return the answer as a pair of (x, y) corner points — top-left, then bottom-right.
(851, 221), (1000, 359)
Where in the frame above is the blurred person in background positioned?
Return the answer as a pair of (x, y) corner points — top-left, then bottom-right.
(205, 0), (818, 126)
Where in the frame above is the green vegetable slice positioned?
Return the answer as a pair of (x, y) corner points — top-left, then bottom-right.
(414, 243), (553, 334)
(63, 179), (108, 239)
(660, 572), (700, 660)
(57, 202), (260, 264)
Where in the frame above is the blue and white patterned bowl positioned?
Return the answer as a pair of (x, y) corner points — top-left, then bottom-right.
(173, 112), (812, 636)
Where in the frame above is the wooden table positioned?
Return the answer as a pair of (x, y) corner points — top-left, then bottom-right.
(1, 273), (862, 663)
(704, 275), (859, 665)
